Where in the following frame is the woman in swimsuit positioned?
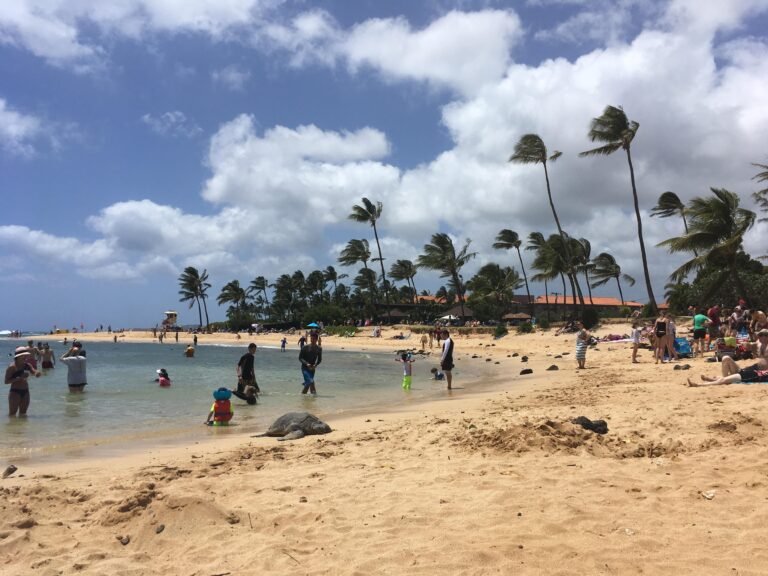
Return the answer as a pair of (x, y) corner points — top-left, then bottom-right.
(653, 312), (668, 364)
(5, 346), (40, 416)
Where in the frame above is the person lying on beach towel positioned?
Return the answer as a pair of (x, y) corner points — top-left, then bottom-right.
(686, 364), (768, 386)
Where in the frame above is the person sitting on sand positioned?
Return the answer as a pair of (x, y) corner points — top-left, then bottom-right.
(686, 364), (768, 386)
(430, 367), (444, 381)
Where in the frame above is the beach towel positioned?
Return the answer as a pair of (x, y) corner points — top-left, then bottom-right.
(673, 337), (693, 358)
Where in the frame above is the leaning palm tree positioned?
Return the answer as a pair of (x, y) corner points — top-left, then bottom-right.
(248, 276), (271, 308)
(579, 106), (657, 314)
(651, 191), (697, 256)
(493, 229), (533, 315)
(417, 233), (477, 318)
(389, 259), (419, 303)
(466, 263), (523, 316)
(752, 160), (768, 221)
(579, 105), (657, 313)
(323, 265), (347, 292)
(589, 252), (635, 306)
(573, 238), (595, 305)
(338, 239), (372, 271)
(526, 232), (559, 320)
(510, 134), (582, 307)
(217, 280), (248, 314)
(657, 188), (755, 300)
(178, 266), (205, 328)
(349, 198), (390, 318)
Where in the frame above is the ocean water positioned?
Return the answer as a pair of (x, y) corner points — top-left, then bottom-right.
(1, 339), (484, 461)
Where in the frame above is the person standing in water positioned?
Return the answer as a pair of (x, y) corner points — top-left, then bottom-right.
(395, 352), (415, 390)
(440, 329), (454, 390)
(60, 343), (87, 392)
(299, 332), (322, 395)
(237, 343), (260, 397)
(5, 346), (40, 416)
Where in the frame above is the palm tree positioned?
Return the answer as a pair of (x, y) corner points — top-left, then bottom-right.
(217, 280), (248, 318)
(573, 238), (595, 305)
(579, 105), (657, 313)
(338, 239), (372, 271)
(349, 198), (390, 318)
(752, 160), (768, 221)
(589, 252), (635, 306)
(248, 276), (271, 308)
(306, 270), (326, 304)
(657, 188), (755, 301)
(510, 134), (582, 307)
(650, 191), (697, 257)
(323, 265), (347, 292)
(466, 263), (523, 316)
(528, 233), (572, 315)
(493, 229), (533, 314)
(417, 233), (476, 318)
(178, 266), (211, 329)
(389, 259), (419, 303)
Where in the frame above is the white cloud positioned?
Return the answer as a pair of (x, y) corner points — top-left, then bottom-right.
(211, 64), (251, 90)
(0, 98), (42, 156)
(141, 111), (202, 138)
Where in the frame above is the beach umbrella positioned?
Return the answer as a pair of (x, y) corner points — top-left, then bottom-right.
(307, 322), (320, 328)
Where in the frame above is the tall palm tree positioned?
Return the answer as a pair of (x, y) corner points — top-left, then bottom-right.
(178, 266), (211, 329)
(752, 160), (768, 221)
(417, 233), (476, 318)
(349, 198), (390, 318)
(510, 134), (582, 307)
(248, 276), (271, 308)
(579, 105), (657, 313)
(573, 238), (595, 305)
(306, 270), (326, 304)
(493, 229), (533, 314)
(526, 232), (560, 320)
(589, 252), (635, 306)
(657, 188), (755, 300)
(178, 266), (205, 328)
(389, 259), (419, 303)
(323, 265), (347, 293)
(650, 191), (697, 257)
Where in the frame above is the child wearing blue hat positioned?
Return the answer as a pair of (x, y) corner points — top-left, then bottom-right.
(206, 387), (233, 426)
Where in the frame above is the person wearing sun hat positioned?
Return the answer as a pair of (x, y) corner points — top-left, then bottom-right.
(5, 346), (41, 416)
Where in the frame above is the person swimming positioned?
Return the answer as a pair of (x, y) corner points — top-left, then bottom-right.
(155, 368), (171, 387)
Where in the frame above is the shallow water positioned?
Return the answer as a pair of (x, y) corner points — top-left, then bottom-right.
(1, 339), (482, 461)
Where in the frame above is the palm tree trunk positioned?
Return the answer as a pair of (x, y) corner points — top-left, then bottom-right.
(454, 271), (466, 319)
(371, 223), (391, 323)
(560, 273), (568, 319)
(680, 211), (699, 257)
(410, 276), (418, 305)
(626, 147), (658, 314)
(543, 162), (578, 312)
(615, 277), (625, 306)
(195, 296), (203, 329)
(571, 273), (586, 307)
(566, 273), (579, 318)
(584, 270), (595, 305)
(515, 247), (534, 317)
(202, 296), (210, 329)
(544, 278), (550, 322)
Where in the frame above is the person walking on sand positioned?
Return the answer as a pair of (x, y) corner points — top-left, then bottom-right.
(575, 322), (589, 369)
(237, 343), (260, 397)
(440, 329), (454, 389)
(630, 321), (641, 363)
(5, 346), (40, 416)
(60, 343), (87, 392)
(395, 352), (415, 390)
(692, 308), (711, 357)
(420, 333), (428, 351)
(299, 332), (322, 395)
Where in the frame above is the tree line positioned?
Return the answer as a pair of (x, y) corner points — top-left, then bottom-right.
(178, 105), (768, 329)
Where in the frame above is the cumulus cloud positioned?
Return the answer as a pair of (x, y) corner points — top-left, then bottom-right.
(0, 98), (43, 156)
(211, 64), (251, 90)
(141, 111), (202, 138)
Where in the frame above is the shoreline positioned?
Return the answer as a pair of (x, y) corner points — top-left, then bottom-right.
(5, 323), (766, 574)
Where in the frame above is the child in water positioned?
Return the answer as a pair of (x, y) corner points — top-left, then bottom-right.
(430, 367), (445, 381)
(155, 368), (171, 387)
(206, 387), (233, 426)
(395, 352), (415, 390)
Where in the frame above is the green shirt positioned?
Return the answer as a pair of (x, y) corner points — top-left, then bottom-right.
(693, 314), (709, 330)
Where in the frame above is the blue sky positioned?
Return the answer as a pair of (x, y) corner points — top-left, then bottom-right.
(1, 0), (767, 331)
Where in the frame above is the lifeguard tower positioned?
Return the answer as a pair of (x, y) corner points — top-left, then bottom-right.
(162, 310), (178, 329)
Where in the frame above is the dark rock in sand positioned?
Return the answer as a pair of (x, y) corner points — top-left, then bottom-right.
(2, 464), (18, 479)
(554, 355), (562, 359)
(512, 353), (519, 357)
(155, 524), (165, 534)
(571, 416), (608, 435)
(546, 365), (559, 371)
(520, 368), (533, 375)
(521, 355), (528, 363)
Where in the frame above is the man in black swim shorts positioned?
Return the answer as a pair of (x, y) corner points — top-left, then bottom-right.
(60, 343), (88, 392)
(440, 329), (455, 390)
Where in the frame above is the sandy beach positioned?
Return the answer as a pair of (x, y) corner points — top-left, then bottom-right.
(3, 324), (768, 575)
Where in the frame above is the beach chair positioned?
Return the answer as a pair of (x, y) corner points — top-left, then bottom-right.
(673, 337), (693, 358)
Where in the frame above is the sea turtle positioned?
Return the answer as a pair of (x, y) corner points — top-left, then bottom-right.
(256, 412), (332, 441)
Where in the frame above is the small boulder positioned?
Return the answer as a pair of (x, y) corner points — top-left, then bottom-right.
(520, 368), (533, 375)
(571, 416), (608, 435)
(546, 365), (559, 371)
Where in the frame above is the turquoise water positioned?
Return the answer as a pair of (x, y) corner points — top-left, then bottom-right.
(1, 339), (480, 461)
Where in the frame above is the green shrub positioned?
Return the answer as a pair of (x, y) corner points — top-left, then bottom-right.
(517, 322), (534, 334)
(494, 324), (508, 338)
(537, 317), (550, 330)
